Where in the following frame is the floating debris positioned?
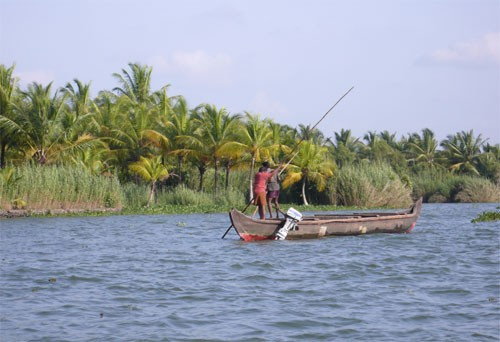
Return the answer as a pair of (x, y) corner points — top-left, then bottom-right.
(472, 211), (500, 223)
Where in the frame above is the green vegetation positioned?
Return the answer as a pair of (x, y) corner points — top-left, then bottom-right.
(0, 165), (122, 210)
(471, 211), (500, 223)
(1, 62), (499, 215)
(411, 169), (500, 203)
(128, 156), (170, 207)
(335, 162), (412, 207)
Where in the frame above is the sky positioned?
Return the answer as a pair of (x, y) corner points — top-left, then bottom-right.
(1, 0), (499, 144)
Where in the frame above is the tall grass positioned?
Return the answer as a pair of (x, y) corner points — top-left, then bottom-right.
(455, 176), (500, 203)
(121, 182), (148, 209)
(335, 162), (412, 207)
(411, 169), (500, 203)
(159, 185), (245, 207)
(411, 168), (452, 203)
(0, 165), (123, 210)
(2, 163), (497, 214)
(122, 183), (246, 209)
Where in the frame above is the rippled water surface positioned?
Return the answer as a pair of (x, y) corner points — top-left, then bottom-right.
(1, 203), (499, 341)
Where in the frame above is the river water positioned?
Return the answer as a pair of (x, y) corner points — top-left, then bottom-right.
(1, 203), (499, 341)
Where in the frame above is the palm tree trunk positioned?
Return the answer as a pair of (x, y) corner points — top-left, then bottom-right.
(302, 176), (309, 205)
(214, 157), (218, 196)
(0, 141), (5, 169)
(147, 181), (156, 207)
(225, 160), (231, 191)
(198, 164), (206, 192)
(178, 155), (183, 183)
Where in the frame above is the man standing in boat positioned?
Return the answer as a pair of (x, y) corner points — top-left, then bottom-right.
(253, 162), (282, 220)
(262, 161), (281, 219)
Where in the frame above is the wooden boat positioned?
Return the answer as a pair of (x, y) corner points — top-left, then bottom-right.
(228, 197), (423, 241)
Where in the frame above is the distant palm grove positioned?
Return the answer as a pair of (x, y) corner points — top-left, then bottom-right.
(1, 63), (499, 212)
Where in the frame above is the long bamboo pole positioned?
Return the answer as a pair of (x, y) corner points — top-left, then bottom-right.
(287, 86), (354, 157)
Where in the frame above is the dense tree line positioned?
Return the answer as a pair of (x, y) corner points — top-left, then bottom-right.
(1, 63), (499, 205)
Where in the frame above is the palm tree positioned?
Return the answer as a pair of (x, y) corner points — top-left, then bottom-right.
(113, 63), (153, 105)
(407, 128), (442, 169)
(100, 65), (170, 176)
(56, 79), (101, 163)
(334, 129), (361, 149)
(190, 143), (212, 192)
(89, 91), (125, 168)
(363, 131), (378, 147)
(279, 123), (300, 146)
(296, 124), (326, 145)
(192, 104), (241, 195)
(150, 85), (177, 163)
(70, 143), (115, 175)
(61, 79), (93, 117)
(360, 130), (378, 160)
(328, 129), (361, 167)
(6, 82), (68, 164)
(163, 96), (196, 183)
(268, 121), (291, 160)
(477, 143), (500, 182)
(230, 112), (274, 199)
(0, 64), (19, 168)
(129, 156), (170, 207)
(282, 140), (336, 205)
(378, 130), (399, 150)
(441, 130), (486, 175)
(91, 91), (121, 137)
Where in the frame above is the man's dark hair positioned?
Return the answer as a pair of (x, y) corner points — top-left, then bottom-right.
(262, 161), (270, 168)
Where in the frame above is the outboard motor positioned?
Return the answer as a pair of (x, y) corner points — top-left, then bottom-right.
(275, 207), (303, 240)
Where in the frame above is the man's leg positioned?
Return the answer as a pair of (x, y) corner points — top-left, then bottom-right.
(267, 197), (273, 219)
(274, 198), (280, 218)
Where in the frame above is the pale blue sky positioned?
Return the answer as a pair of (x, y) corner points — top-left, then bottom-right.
(1, 0), (499, 143)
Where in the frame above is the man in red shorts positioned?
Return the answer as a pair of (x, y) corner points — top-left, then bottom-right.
(253, 162), (282, 220)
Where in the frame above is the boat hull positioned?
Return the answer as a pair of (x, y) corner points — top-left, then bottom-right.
(229, 198), (422, 241)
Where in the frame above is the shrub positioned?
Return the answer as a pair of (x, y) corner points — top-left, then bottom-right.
(455, 176), (500, 203)
(411, 167), (451, 202)
(411, 168), (500, 203)
(158, 185), (213, 206)
(335, 162), (412, 207)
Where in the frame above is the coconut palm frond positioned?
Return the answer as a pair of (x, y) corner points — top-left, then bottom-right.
(282, 171), (302, 188)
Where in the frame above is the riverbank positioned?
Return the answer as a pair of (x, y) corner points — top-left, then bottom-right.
(0, 203), (361, 219)
(0, 207), (123, 218)
(2, 165), (498, 219)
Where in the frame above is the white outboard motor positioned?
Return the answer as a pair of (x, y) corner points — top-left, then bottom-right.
(275, 207), (303, 240)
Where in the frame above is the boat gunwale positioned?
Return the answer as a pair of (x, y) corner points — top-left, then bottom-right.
(230, 200), (420, 225)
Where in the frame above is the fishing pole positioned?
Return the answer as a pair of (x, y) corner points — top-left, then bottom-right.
(221, 86), (354, 239)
